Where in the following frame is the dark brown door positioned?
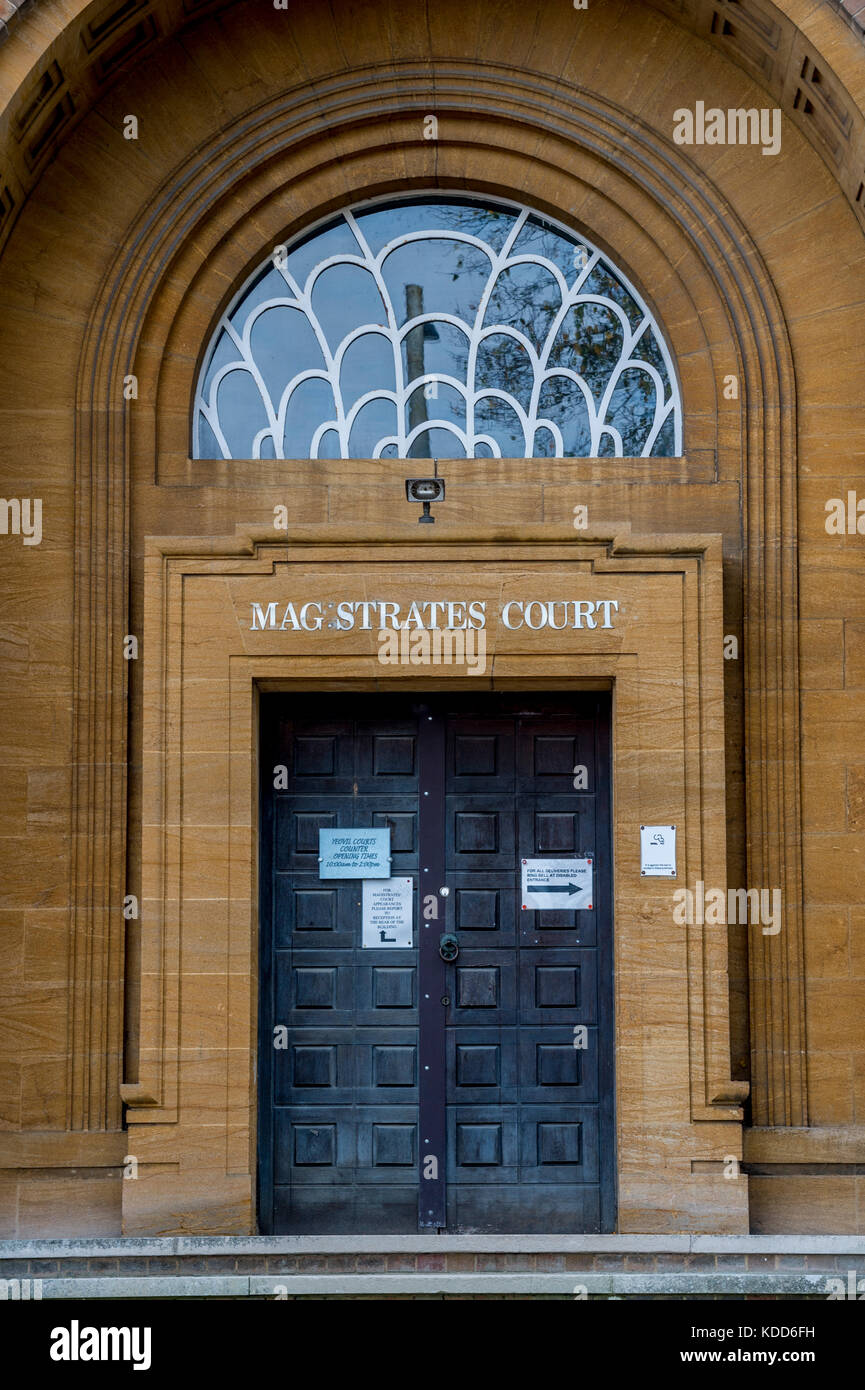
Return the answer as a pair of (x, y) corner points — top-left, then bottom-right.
(258, 692), (615, 1233)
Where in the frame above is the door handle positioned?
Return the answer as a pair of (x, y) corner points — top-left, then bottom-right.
(439, 933), (459, 962)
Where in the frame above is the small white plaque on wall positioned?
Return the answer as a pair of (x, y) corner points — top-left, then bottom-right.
(640, 825), (677, 877)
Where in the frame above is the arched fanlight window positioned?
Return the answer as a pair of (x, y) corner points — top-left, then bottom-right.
(193, 194), (682, 460)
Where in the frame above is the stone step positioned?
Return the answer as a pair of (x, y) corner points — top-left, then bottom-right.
(1, 1235), (863, 1299)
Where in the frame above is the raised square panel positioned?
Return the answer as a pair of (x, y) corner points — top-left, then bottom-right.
(456, 889), (499, 930)
(535, 812), (577, 853)
(373, 811), (415, 852)
(295, 967), (336, 1009)
(535, 909), (575, 930)
(373, 1045), (416, 1086)
(294, 1124), (336, 1165)
(519, 950), (596, 1026)
(456, 1044), (499, 1087)
(457, 967), (499, 1008)
(372, 1124), (416, 1166)
(295, 889), (336, 931)
(533, 736), (577, 776)
(535, 966), (579, 1008)
(373, 967), (415, 1009)
(295, 811), (336, 852)
(457, 1123), (502, 1166)
(373, 735), (415, 776)
(292, 1045), (335, 1087)
(455, 812), (498, 853)
(538, 1122), (581, 1165)
(537, 1044), (580, 1087)
(454, 735), (497, 776)
(294, 736), (336, 776)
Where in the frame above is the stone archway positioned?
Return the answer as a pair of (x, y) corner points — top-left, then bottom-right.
(59, 44), (802, 1226)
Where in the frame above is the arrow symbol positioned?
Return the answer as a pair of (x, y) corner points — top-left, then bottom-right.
(530, 881), (582, 895)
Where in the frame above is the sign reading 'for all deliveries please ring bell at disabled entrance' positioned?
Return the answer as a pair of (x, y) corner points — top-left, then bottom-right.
(521, 858), (593, 910)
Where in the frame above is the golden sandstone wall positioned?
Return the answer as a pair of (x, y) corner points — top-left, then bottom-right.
(0, 0), (863, 1235)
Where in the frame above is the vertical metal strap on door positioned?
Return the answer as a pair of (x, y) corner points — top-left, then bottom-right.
(417, 707), (447, 1229)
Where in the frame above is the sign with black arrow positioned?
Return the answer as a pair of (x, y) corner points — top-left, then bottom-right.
(521, 857), (593, 910)
(362, 876), (413, 947)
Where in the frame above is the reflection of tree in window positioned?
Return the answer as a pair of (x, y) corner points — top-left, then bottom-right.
(192, 195), (681, 460)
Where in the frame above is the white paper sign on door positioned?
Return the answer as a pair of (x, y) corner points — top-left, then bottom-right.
(362, 877), (414, 947)
(521, 858), (593, 910)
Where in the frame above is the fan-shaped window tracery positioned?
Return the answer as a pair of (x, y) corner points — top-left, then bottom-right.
(193, 194), (682, 460)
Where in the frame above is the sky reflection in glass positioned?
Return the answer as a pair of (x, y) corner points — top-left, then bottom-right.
(193, 195), (682, 460)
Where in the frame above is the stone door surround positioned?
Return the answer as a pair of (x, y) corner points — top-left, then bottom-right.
(119, 525), (749, 1234)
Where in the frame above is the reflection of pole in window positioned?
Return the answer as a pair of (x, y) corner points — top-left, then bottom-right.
(404, 284), (438, 458)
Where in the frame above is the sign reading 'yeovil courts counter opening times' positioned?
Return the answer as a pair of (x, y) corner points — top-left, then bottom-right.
(319, 828), (391, 878)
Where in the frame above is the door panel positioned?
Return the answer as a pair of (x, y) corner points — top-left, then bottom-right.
(443, 699), (606, 1232)
(259, 692), (615, 1234)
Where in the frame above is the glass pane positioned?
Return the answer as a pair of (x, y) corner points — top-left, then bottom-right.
(483, 261), (562, 354)
(608, 367), (658, 457)
(212, 368), (269, 459)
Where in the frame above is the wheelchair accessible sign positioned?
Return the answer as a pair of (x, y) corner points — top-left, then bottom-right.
(521, 857), (593, 910)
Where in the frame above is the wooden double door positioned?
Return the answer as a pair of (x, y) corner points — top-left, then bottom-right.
(258, 692), (615, 1233)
